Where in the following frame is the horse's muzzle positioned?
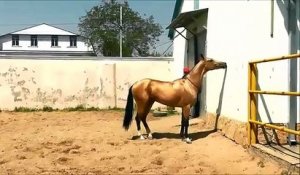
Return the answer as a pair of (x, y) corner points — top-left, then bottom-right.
(219, 62), (227, 69)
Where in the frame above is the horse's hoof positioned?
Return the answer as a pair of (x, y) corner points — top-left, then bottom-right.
(148, 134), (153, 140)
(140, 135), (145, 140)
(186, 138), (192, 144)
(182, 137), (192, 144)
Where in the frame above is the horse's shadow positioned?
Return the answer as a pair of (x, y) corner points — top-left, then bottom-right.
(131, 129), (217, 141)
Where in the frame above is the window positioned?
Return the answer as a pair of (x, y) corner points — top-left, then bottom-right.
(51, 35), (58, 47)
(12, 35), (19, 46)
(70, 36), (77, 47)
(31, 35), (38, 46)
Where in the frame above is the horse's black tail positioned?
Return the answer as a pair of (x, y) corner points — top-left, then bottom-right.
(123, 85), (134, 130)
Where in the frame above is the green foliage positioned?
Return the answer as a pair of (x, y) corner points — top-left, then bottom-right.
(72, 104), (85, 111)
(42, 106), (54, 112)
(78, 0), (163, 56)
(12, 105), (123, 112)
(14, 107), (37, 112)
(109, 106), (124, 111)
(63, 105), (101, 112)
(152, 106), (178, 117)
(166, 109), (178, 115)
(85, 106), (101, 111)
(14, 106), (56, 112)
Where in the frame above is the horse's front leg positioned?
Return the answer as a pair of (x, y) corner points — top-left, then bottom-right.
(182, 106), (192, 144)
(180, 114), (184, 137)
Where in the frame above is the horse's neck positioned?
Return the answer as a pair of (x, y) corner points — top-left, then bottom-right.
(187, 62), (206, 89)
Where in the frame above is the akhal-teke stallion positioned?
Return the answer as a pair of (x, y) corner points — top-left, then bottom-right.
(123, 55), (227, 143)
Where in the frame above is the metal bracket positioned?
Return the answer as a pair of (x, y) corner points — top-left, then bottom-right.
(174, 28), (188, 40)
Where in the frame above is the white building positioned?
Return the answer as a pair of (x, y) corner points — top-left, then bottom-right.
(168, 0), (299, 143)
(0, 23), (94, 56)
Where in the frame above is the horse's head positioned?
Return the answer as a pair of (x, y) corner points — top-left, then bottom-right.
(201, 54), (227, 72)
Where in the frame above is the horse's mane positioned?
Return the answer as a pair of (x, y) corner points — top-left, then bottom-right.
(183, 59), (204, 78)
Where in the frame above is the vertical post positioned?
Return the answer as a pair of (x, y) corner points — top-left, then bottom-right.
(287, 0), (297, 146)
(270, 0), (274, 38)
(194, 0), (199, 10)
(120, 6), (122, 58)
(113, 63), (117, 108)
(249, 63), (258, 144)
(248, 63), (252, 145)
(193, 34), (200, 117)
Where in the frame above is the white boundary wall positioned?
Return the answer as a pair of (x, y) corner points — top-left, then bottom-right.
(0, 56), (175, 110)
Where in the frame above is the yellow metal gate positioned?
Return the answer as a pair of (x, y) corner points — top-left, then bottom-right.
(248, 53), (300, 145)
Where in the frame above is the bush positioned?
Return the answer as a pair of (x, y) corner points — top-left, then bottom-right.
(63, 104), (100, 112)
(42, 106), (54, 112)
(11, 105), (122, 112)
(86, 107), (101, 111)
(14, 107), (37, 112)
(110, 107), (123, 111)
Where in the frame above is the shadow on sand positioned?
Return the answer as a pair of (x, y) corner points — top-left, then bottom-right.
(131, 129), (217, 141)
(152, 129), (217, 141)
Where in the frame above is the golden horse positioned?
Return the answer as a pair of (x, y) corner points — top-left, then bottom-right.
(123, 55), (227, 143)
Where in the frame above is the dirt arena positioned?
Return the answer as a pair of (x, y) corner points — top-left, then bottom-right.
(0, 110), (290, 174)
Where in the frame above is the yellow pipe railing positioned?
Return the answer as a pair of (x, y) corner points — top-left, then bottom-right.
(248, 53), (300, 145)
(249, 120), (300, 136)
(248, 63), (258, 144)
(249, 90), (300, 96)
(250, 53), (300, 64)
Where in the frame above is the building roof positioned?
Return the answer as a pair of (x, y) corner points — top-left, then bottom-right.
(167, 8), (208, 30)
(1, 23), (78, 36)
(167, 0), (183, 39)
(168, 1), (208, 39)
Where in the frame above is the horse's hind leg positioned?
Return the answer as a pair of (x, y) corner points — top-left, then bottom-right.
(141, 118), (152, 139)
(135, 99), (154, 140)
(135, 115), (145, 140)
(140, 100), (154, 139)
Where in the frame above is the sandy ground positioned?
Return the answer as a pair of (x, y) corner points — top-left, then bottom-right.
(0, 111), (290, 174)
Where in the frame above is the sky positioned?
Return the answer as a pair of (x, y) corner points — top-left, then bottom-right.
(0, 0), (176, 54)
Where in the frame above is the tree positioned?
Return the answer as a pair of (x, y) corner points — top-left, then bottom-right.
(78, 0), (163, 57)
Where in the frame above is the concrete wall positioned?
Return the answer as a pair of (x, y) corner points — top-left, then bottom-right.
(172, 1), (300, 123)
(0, 57), (174, 110)
(1, 35), (90, 52)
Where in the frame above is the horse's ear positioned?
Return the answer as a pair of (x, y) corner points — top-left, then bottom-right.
(200, 54), (206, 60)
